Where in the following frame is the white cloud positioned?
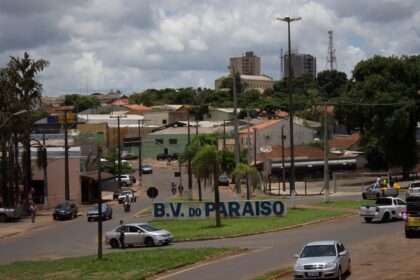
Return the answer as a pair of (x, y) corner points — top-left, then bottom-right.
(0, 0), (418, 96)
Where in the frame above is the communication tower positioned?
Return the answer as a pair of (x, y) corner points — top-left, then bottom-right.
(327, 30), (337, 70)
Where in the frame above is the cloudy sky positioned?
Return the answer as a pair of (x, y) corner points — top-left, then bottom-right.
(0, 0), (418, 97)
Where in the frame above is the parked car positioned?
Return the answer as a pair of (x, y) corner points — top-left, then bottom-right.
(115, 174), (134, 187)
(359, 197), (406, 223)
(53, 201), (78, 220)
(141, 164), (153, 174)
(118, 190), (137, 204)
(293, 240), (351, 280)
(362, 183), (399, 200)
(87, 203), (113, 222)
(105, 223), (173, 248)
(0, 206), (22, 222)
(156, 153), (178, 161)
(402, 197), (420, 238)
(218, 173), (230, 186)
(406, 181), (420, 200)
(115, 160), (133, 168)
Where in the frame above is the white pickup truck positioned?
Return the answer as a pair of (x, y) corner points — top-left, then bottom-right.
(359, 197), (406, 223)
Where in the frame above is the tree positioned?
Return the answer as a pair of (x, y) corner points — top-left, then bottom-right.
(335, 55), (420, 178)
(317, 70), (348, 99)
(191, 145), (222, 227)
(230, 163), (259, 200)
(7, 52), (49, 197)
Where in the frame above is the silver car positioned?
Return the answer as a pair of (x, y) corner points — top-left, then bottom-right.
(105, 223), (173, 248)
(87, 203), (113, 222)
(406, 181), (420, 200)
(293, 240), (351, 280)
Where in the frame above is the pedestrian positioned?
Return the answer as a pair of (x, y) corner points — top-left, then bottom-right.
(29, 202), (36, 223)
(178, 184), (184, 196)
(119, 221), (125, 249)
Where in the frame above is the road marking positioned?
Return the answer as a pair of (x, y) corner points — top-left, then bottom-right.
(154, 247), (270, 280)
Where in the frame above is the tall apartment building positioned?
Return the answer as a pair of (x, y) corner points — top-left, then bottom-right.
(284, 52), (317, 78)
(230, 51), (261, 76)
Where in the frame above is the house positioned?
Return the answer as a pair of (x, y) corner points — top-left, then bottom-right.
(203, 108), (241, 122)
(144, 104), (188, 127)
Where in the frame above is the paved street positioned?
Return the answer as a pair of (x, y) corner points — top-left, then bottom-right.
(0, 160), (412, 280)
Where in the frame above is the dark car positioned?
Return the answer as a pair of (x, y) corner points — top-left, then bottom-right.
(218, 173), (230, 186)
(156, 153), (178, 161)
(53, 201), (78, 220)
(87, 203), (113, 222)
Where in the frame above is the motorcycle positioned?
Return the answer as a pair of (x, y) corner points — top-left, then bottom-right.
(123, 201), (130, 213)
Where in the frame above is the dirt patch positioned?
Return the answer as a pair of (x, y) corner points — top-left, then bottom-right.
(274, 231), (420, 280)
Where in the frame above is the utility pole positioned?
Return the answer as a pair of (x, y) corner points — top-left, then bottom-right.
(64, 110), (70, 201)
(42, 133), (49, 209)
(187, 116), (193, 200)
(230, 65), (241, 199)
(97, 145), (103, 260)
(111, 115), (127, 189)
(253, 128), (257, 167)
(323, 102), (330, 202)
(246, 109), (251, 200)
(281, 125), (286, 192)
(137, 120), (143, 185)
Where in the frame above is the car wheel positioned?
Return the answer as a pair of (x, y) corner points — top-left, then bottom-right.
(362, 193), (367, 200)
(346, 260), (352, 275)
(145, 237), (155, 247)
(0, 214), (6, 223)
(109, 213), (112, 220)
(336, 267), (342, 280)
(364, 217), (373, 223)
(87, 218), (91, 222)
(110, 239), (119, 248)
(382, 212), (390, 223)
(73, 211), (77, 219)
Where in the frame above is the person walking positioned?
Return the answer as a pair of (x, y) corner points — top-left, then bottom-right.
(29, 202), (36, 223)
(119, 220), (125, 249)
(178, 184), (184, 196)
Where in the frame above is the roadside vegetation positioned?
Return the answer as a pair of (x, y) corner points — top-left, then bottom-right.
(152, 208), (347, 240)
(0, 248), (237, 280)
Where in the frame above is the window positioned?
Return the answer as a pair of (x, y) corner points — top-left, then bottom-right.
(162, 119), (167, 124)
(155, 139), (163, 145)
(169, 139), (177, 144)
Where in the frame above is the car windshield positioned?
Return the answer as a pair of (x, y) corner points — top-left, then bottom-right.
(411, 183), (420, 188)
(120, 191), (131, 196)
(300, 245), (336, 258)
(90, 204), (106, 211)
(376, 198), (392, 205)
(56, 203), (71, 210)
(140, 224), (160, 232)
(143, 165), (150, 168)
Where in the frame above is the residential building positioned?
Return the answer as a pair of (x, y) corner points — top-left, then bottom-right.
(144, 105), (188, 127)
(284, 52), (317, 77)
(230, 51), (261, 76)
(203, 108), (241, 122)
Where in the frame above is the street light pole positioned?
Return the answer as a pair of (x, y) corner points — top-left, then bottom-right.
(323, 101), (330, 202)
(64, 110), (70, 201)
(230, 65), (241, 199)
(111, 115), (127, 189)
(137, 120), (143, 184)
(277, 16), (301, 208)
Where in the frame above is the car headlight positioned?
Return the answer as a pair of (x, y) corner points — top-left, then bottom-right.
(294, 263), (303, 271)
(324, 262), (336, 269)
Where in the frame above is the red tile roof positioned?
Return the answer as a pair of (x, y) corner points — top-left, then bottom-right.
(328, 133), (360, 150)
(122, 104), (152, 112)
(239, 119), (280, 134)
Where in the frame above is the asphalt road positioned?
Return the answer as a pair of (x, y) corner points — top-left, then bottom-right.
(0, 163), (407, 280)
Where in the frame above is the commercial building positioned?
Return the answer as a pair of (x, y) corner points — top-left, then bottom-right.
(230, 51), (261, 76)
(284, 52), (317, 77)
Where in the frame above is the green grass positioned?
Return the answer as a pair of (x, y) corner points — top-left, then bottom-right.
(153, 208), (347, 240)
(309, 199), (375, 210)
(0, 248), (235, 280)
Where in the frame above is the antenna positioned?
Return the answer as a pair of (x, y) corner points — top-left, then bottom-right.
(327, 30), (337, 70)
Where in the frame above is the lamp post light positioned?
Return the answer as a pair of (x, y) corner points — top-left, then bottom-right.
(277, 16), (301, 208)
(0, 110), (27, 129)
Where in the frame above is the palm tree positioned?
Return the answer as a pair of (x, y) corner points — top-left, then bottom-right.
(192, 145), (222, 227)
(230, 163), (260, 200)
(7, 52), (49, 196)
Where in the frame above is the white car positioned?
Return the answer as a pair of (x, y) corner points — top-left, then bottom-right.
(118, 190), (137, 203)
(293, 240), (351, 280)
(406, 181), (420, 200)
(359, 197), (406, 223)
(115, 174), (134, 187)
(105, 223), (173, 248)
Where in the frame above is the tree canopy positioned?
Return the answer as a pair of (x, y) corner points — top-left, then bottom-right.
(335, 55), (420, 177)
